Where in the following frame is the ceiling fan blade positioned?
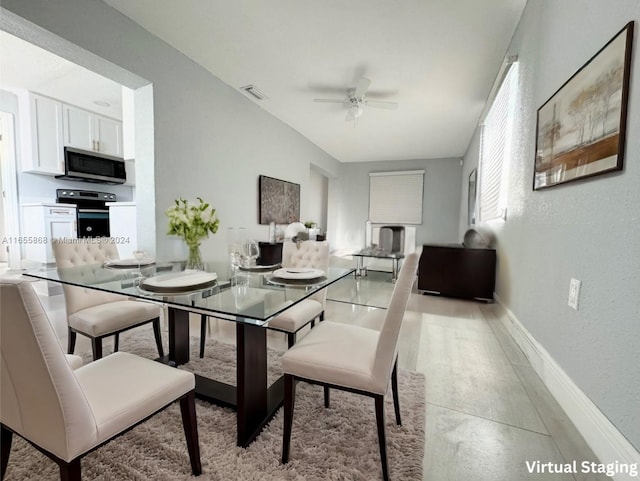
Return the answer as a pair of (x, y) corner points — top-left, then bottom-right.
(353, 77), (371, 98)
(366, 100), (398, 110)
(314, 98), (347, 104)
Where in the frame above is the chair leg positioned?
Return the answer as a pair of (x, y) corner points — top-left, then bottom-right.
(391, 358), (402, 426)
(375, 395), (390, 481)
(91, 338), (103, 360)
(282, 374), (296, 464)
(319, 312), (325, 322)
(324, 386), (330, 408)
(287, 332), (296, 349)
(1, 425), (12, 480)
(199, 314), (207, 358)
(113, 333), (120, 352)
(59, 458), (81, 481)
(179, 391), (202, 476)
(152, 318), (164, 358)
(67, 328), (77, 355)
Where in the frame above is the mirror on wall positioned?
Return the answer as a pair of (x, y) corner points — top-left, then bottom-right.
(467, 169), (477, 225)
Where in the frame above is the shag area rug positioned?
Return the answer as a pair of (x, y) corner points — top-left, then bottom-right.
(4, 326), (425, 480)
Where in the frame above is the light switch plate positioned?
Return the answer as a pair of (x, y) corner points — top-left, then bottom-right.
(568, 278), (581, 310)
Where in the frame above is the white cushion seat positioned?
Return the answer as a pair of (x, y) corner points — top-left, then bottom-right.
(74, 352), (194, 444)
(268, 299), (323, 332)
(65, 354), (84, 370)
(282, 322), (382, 393)
(69, 300), (162, 337)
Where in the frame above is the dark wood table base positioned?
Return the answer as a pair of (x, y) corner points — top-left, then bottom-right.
(167, 307), (284, 447)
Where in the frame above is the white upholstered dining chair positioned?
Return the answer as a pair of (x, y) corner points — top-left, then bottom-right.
(52, 240), (164, 360)
(0, 277), (201, 480)
(280, 250), (420, 481)
(197, 240), (330, 357)
(267, 240), (330, 348)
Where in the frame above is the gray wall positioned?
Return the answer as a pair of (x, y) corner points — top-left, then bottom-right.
(459, 0), (640, 449)
(336, 158), (462, 252)
(1, 0), (341, 263)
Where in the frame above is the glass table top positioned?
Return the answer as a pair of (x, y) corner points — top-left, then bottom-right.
(24, 261), (354, 326)
(352, 249), (405, 259)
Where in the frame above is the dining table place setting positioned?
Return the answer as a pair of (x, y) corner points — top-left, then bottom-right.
(266, 267), (327, 286)
(138, 270), (218, 294)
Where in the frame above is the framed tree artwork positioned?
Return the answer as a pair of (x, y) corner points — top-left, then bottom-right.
(533, 21), (634, 190)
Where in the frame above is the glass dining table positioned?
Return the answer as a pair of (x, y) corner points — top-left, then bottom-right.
(24, 260), (354, 447)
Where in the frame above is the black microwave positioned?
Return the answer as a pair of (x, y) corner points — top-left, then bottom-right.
(56, 147), (126, 185)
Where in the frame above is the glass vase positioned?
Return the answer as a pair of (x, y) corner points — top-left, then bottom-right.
(186, 243), (204, 270)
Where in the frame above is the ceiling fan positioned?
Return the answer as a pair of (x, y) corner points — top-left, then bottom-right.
(313, 77), (398, 122)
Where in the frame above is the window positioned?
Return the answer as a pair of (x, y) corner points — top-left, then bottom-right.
(478, 58), (518, 223)
(368, 170), (424, 224)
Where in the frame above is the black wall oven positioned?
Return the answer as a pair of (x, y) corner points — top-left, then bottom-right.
(56, 189), (116, 238)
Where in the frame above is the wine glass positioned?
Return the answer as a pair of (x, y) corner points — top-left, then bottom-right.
(243, 240), (260, 267)
(227, 227), (246, 272)
(133, 250), (146, 272)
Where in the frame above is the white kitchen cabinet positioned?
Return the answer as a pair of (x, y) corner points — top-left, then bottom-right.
(20, 93), (65, 175)
(63, 104), (123, 157)
(22, 203), (77, 264)
(107, 202), (136, 258)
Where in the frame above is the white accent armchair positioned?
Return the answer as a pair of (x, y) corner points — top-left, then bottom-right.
(280, 250), (420, 481)
(0, 277), (201, 480)
(267, 241), (330, 348)
(52, 240), (164, 360)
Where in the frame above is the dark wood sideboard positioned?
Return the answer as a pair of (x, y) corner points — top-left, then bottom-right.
(418, 244), (496, 301)
(258, 242), (283, 265)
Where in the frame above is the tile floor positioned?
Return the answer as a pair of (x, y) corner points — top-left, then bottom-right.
(24, 270), (608, 481)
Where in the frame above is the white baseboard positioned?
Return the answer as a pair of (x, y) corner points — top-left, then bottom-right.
(493, 295), (640, 481)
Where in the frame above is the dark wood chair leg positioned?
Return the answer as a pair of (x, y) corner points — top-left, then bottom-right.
(179, 391), (202, 476)
(1, 425), (12, 480)
(91, 338), (103, 360)
(282, 374), (296, 464)
(375, 395), (390, 481)
(319, 312), (325, 322)
(114, 333), (120, 352)
(199, 314), (207, 358)
(67, 328), (77, 355)
(391, 358), (402, 426)
(152, 318), (164, 358)
(287, 333), (295, 349)
(310, 319), (315, 329)
(324, 386), (330, 408)
(59, 458), (81, 481)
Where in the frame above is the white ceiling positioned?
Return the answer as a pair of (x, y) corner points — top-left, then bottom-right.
(0, 30), (123, 120)
(103, 0), (526, 163)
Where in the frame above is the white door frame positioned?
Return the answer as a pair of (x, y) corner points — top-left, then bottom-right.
(0, 111), (22, 269)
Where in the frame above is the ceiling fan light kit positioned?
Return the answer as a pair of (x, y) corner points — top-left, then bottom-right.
(313, 77), (398, 124)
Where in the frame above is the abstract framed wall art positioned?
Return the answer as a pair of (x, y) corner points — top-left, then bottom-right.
(258, 175), (300, 224)
(533, 21), (634, 190)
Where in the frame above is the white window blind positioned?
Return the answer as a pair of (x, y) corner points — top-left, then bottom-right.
(479, 60), (518, 223)
(368, 170), (424, 224)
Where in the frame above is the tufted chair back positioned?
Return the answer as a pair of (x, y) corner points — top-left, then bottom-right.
(52, 240), (122, 315)
(0, 277), (98, 461)
(281, 241), (330, 305)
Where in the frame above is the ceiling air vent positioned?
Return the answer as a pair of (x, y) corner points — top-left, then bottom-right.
(240, 84), (268, 101)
